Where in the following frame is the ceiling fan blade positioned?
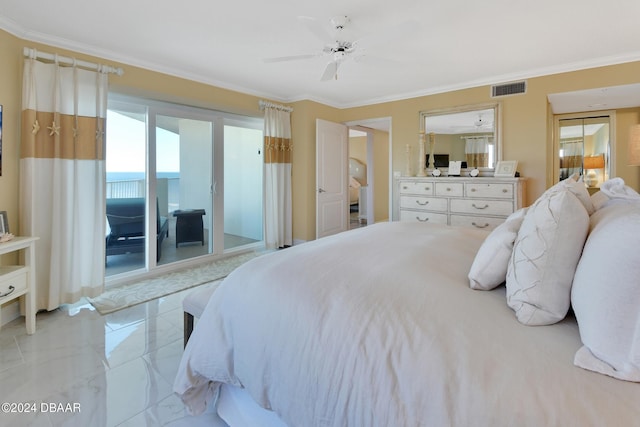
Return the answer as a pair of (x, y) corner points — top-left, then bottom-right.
(298, 16), (334, 43)
(263, 54), (318, 63)
(320, 61), (338, 81)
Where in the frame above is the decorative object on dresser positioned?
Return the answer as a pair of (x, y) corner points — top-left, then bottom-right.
(494, 160), (518, 177)
(427, 132), (436, 170)
(416, 132), (427, 177)
(0, 236), (38, 334)
(447, 160), (462, 176)
(398, 176), (526, 231)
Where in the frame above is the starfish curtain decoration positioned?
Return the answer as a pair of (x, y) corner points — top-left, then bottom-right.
(47, 121), (60, 136)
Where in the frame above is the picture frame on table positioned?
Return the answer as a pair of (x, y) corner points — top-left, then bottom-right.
(448, 161), (462, 176)
(0, 211), (8, 235)
(494, 160), (518, 177)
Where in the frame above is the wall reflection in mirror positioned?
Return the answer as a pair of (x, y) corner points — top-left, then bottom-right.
(420, 103), (501, 172)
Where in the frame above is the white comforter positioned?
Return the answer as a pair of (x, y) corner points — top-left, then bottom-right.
(174, 222), (640, 427)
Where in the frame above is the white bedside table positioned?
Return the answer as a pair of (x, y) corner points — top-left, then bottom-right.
(0, 236), (38, 334)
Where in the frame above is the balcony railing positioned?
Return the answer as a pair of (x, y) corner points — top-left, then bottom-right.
(106, 178), (180, 214)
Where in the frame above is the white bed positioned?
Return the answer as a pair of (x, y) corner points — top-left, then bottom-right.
(174, 177), (640, 426)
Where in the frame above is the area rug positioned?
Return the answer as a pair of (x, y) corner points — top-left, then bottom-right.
(89, 251), (260, 315)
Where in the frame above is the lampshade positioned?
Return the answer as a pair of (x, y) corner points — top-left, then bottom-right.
(583, 154), (605, 170)
(629, 125), (640, 166)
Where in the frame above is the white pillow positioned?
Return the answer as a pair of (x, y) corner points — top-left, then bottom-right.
(505, 190), (589, 325)
(547, 173), (594, 215)
(571, 202), (640, 382)
(468, 208), (528, 290)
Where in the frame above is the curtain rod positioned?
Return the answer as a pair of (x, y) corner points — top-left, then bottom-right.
(23, 47), (124, 76)
(259, 100), (293, 113)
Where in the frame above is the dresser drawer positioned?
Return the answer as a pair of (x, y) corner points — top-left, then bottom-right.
(0, 267), (28, 305)
(466, 182), (514, 199)
(435, 182), (463, 197)
(400, 196), (447, 212)
(400, 210), (448, 224)
(399, 181), (434, 195)
(450, 215), (505, 231)
(450, 199), (514, 216)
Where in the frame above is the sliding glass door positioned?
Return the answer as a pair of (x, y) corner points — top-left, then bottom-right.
(105, 102), (148, 276)
(223, 123), (263, 250)
(105, 96), (263, 282)
(155, 114), (214, 266)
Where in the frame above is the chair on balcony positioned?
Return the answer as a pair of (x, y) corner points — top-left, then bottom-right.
(105, 198), (169, 262)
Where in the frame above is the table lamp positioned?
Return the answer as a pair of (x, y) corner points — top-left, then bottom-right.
(583, 154), (605, 187)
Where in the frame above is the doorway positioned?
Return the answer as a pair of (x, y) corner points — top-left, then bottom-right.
(315, 117), (391, 239)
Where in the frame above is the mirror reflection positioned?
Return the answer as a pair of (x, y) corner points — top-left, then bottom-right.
(557, 115), (610, 188)
(420, 103), (501, 171)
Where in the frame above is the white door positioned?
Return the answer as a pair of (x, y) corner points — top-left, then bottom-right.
(316, 118), (349, 238)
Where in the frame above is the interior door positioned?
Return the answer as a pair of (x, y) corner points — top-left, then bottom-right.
(316, 118), (349, 238)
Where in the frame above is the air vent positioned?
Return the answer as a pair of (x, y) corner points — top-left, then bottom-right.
(491, 81), (527, 97)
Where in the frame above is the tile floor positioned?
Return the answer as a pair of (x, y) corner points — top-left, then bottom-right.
(0, 289), (228, 427)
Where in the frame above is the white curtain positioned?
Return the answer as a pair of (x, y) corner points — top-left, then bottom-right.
(464, 136), (490, 168)
(20, 57), (107, 311)
(263, 107), (292, 249)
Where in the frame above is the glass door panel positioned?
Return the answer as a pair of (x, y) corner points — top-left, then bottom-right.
(105, 104), (148, 278)
(223, 125), (263, 250)
(156, 115), (213, 265)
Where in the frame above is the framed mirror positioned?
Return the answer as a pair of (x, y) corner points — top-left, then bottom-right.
(419, 102), (502, 174)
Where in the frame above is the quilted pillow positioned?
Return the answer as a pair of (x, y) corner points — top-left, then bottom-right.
(468, 208), (527, 290)
(505, 190), (589, 325)
(571, 202), (640, 381)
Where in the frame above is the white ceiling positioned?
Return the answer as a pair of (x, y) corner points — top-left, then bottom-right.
(2, 1), (640, 109)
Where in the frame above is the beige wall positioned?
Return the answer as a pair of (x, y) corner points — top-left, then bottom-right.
(3, 29), (640, 245)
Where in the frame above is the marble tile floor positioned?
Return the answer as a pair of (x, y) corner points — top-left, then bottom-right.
(0, 289), (228, 427)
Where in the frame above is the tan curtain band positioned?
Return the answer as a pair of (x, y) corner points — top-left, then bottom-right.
(21, 110), (105, 160)
(264, 136), (292, 164)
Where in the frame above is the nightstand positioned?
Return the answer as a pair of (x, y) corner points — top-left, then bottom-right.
(0, 236), (38, 334)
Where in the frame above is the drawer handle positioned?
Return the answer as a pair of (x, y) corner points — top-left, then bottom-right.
(472, 203), (490, 210)
(446, 187), (452, 192)
(424, 187), (431, 191)
(402, 186), (408, 190)
(470, 188), (477, 192)
(0, 285), (15, 298)
(416, 200), (429, 206)
(416, 216), (429, 222)
(472, 222), (490, 229)
(502, 189), (508, 193)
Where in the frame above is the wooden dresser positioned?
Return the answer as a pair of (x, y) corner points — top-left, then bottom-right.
(397, 177), (526, 231)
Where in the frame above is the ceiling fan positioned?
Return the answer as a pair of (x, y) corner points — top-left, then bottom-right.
(264, 16), (415, 81)
(474, 114), (493, 129)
